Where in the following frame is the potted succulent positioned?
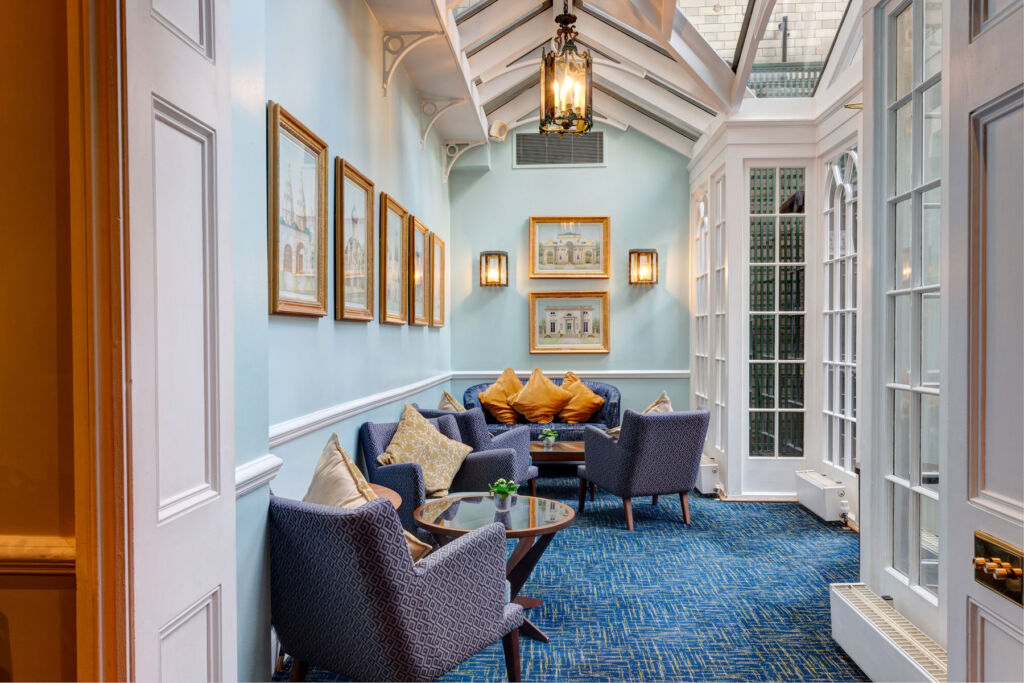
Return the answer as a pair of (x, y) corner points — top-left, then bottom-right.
(539, 428), (558, 451)
(488, 478), (519, 511)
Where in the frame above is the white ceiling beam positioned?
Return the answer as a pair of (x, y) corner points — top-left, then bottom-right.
(662, 9), (735, 111)
(818, 0), (863, 92)
(485, 88), (539, 126)
(457, 0), (541, 47)
(728, 0), (776, 110)
(467, 11), (552, 79)
(586, 0), (675, 41)
(593, 64), (714, 132)
(592, 89), (694, 156)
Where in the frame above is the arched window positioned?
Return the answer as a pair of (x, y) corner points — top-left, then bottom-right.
(823, 147), (858, 473)
(283, 244), (293, 273)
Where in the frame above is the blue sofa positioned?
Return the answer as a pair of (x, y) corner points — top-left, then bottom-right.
(463, 378), (620, 441)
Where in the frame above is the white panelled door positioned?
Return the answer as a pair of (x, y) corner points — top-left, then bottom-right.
(946, 1), (1024, 680)
(125, 0), (236, 679)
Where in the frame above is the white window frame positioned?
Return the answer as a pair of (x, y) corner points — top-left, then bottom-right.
(693, 191), (711, 412)
(711, 173), (728, 454)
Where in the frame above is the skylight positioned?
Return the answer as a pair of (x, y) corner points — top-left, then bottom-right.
(676, 1), (754, 69)
(452, 0), (496, 20)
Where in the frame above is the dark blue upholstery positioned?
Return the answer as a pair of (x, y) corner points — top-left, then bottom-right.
(463, 378), (620, 440)
(359, 413), (521, 535)
(582, 409), (710, 499)
(269, 495), (523, 681)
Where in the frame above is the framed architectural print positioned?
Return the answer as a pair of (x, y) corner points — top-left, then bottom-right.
(529, 291), (610, 354)
(335, 158), (374, 321)
(429, 233), (445, 327)
(408, 217), (429, 325)
(379, 193), (408, 324)
(267, 101), (328, 315)
(529, 216), (610, 279)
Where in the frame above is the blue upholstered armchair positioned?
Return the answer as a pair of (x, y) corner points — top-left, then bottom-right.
(579, 409), (710, 530)
(359, 414), (520, 537)
(269, 496), (524, 681)
(463, 378), (621, 441)
(416, 406), (538, 495)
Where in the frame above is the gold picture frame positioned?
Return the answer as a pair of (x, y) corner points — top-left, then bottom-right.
(529, 216), (610, 279)
(267, 101), (329, 316)
(430, 233), (445, 327)
(529, 291), (610, 354)
(335, 158), (374, 321)
(408, 217), (430, 326)
(379, 193), (409, 325)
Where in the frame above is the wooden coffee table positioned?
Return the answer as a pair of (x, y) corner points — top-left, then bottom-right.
(369, 483), (401, 509)
(414, 494), (575, 643)
(529, 440), (585, 463)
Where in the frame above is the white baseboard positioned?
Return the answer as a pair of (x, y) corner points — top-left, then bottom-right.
(235, 454), (284, 498)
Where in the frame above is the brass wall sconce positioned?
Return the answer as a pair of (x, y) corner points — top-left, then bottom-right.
(480, 251), (508, 287)
(628, 249), (658, 285)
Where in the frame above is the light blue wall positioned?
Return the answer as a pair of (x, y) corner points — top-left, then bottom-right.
(447, 126), (692, 414)
(231, 1), (453, 679)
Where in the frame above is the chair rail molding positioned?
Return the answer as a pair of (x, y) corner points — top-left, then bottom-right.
(268, 372), (451, 448)
(235, 454), (284, 498)
(450, 369), (691, 380)
(0, 535), (76, 575)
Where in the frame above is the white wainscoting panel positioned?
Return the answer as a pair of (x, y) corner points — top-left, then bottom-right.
(158, 586), (222, 682)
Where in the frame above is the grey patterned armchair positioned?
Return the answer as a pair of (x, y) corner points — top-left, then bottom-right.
(269, 495), (524, 681)
(579, 409), (710, 530)
(359, 414), (519, 539)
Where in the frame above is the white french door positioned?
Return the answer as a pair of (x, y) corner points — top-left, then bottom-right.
(124, 0), (236, 679)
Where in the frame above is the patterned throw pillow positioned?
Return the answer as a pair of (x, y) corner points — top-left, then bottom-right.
(556, 371), (606, 423)
(437, 390), (466, 412)
(509, 368), (573, 423)
(477, 368), (524, 424)
(304, 433), (432, 561)
(377, 403), (473, 497)
(605, 391), (673, 438)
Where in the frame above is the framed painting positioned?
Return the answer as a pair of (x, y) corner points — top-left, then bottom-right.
(408, 217), (430, 325)
(529, 291), (609, 354)
(529, 216), (610, 279)
(334, 158), (374, 321)
(267, 101), (328, 315)
(429, 233), (445, 327)
(379, 193), (408, 325)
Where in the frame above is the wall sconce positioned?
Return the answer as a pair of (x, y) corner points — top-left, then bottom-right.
(480, 251), (508, 287)
(629, 249), (658, 285)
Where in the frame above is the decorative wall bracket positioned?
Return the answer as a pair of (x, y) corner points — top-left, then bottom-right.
(443, 141), (485, 183)
(383, 31), (443, 94)
(420, 97), (468, 148)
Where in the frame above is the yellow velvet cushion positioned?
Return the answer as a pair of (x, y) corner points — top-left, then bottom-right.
(437, 390), (466, 412)
(377, 403), (473, 497)
(556, 371), (606, 423)
(303, 433), (432, 561)
(508, 368), (573, 423)
(477, 368), (524, 424)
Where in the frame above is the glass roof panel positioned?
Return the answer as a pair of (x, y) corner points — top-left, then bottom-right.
(677, 1), (754, 68)
(453, 0), (496, 21)
(747, 0), (850, 98)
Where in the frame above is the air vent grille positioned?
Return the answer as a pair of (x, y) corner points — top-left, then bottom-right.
(515, 132), (604, 166)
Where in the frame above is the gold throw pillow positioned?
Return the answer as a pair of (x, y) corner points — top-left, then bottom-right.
(377, 403), (473, 497)
(605, 391), (673, 438)
(557, 371), (606, 423)
(437, 390), (466, 412)
(508, 368), (573, 423)
(477, 368), (524, 424)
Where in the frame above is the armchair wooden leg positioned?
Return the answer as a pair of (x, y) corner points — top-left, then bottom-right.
(652, 494), (659, 505)
(289, 658), (309, 682)
(680, 491), (691, 524)
(502, 629), (522, 682)
(623, 497), (634, 531)
(529, 478), (537, 497)
(577, 478), (586, 513)
(589, 482), (596, 501)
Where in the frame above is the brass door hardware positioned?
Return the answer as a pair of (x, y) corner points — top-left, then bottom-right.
(974, 531), (1023, 606)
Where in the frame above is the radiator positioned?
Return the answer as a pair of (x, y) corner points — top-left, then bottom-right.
(795, 469), (846, 521)
(830, 583), (947, 682)
(696, 455), (719, 495)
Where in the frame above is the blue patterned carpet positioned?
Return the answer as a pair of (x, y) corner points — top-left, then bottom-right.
(275, 474), (865, 682)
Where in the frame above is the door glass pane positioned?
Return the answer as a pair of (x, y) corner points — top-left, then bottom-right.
(895, 103), (913, 194)
(779, 315), (804, 360)
(750, 412), (775, 457)
(894, 294), (912, 384)
(921, 186), (941, 285)
(895, 199), (913, 288)
(751, 217), (775, 262)
(750, 315), (775, 360)
(779, 267), (804, 311)
(921, 293), (941, 385)
(750, 266), (775, 311)
(893, 6), (913, 101)
(779, 217), (805, 262)
(779, 363), (804, 409)
(893, 390), (912, 480)
(920, 393), (940, 491)
(919, 494), (939, 595)
(922, 0), (942, 80)
(922, 83), (942, 184)
(892, 483), (910, 576)
(778, 412), (803, 457)
(750, 363), (775, 408)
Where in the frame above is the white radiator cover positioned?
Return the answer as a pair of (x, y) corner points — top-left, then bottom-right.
(795, 469), (846, 521)
(696, 455), (719, 495)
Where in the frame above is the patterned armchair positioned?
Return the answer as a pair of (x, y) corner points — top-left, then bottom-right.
(359, 414), (519, 538)
(463, 378), (621, 441)
(578, 409), (710, 530)
(416, 406), (538, 495)
(269, 496), (524, 681)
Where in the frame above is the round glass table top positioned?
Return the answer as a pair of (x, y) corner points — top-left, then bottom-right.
(414, 494), (575, 538)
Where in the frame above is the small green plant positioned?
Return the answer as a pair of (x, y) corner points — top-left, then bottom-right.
(540, 428), (558, 441)
(488, 478), (520, 499)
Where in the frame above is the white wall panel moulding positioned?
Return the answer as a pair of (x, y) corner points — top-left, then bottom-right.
(268, 373), (451, 448)
(235, 455), (284, 498)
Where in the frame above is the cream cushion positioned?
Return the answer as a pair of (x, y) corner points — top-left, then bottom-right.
(437, 390), (466, 412)
(605, 391), (673, 438)
(377, 403), (473, 498)
(303, 433), (432, 561)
